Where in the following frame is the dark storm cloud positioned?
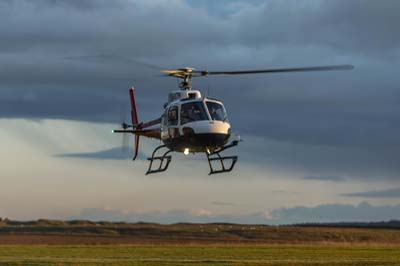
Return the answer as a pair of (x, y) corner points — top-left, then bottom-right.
(341, 188), (400, 198)
(2, 0), (400, 56)
(0, 0), (227, 56)
(233, 0), (400, 55)
(1, 0), (400, 179)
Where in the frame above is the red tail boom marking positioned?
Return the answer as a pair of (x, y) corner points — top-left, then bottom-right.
(130, 87), (140, 160)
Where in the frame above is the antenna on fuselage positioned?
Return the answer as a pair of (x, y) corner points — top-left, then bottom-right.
(205, 85), (210, 99)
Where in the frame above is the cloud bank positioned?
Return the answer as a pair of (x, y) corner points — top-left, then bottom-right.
(341, 188), (400, 198)
(74, 202), (400, 225)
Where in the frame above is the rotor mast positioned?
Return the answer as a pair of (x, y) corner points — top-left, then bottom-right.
(180, 74), (192, 90)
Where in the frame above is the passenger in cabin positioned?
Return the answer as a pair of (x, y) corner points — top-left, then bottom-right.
(181, 104), (194, 124)
(168, 107), (178, 126)
(180, 102), (208, 124)
(206, 102), (226, 121)
(209, 107), (217, 120)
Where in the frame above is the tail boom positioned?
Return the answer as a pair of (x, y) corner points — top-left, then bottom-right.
(113, 87), (161, 160)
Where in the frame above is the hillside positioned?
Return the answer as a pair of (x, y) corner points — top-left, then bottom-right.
(1, 219), (400, 245)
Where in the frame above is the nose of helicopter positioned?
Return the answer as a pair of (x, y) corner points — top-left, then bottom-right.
(185, 120), (230, 135)
(179, 120), (230, 152)
(210, 120), (230, 135)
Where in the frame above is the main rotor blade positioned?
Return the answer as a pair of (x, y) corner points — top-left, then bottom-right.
(201, 65), (354, 76)
(64, 54), (164, 70)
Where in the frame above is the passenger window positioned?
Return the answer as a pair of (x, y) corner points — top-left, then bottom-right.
(180, 101), (208, 125)
(162, 111), (168, 126)
(206, 101), (227, 122)
(168, 106), (178, 126)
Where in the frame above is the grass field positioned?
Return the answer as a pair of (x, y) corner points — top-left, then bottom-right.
(1, 221), (400, 265)
(0, 245), (399, 266)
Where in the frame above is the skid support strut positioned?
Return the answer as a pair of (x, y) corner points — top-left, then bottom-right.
(146, 145), (172, 175)
(206, 140), (239, 175)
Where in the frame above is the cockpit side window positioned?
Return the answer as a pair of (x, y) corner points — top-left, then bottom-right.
(162, 110), (168, 126)
(168, 106), (178, 126)
(206, 101), (227, 122)
(180, 101), (208, 125)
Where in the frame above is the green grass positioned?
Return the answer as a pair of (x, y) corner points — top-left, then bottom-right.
(0, 245), (399, 266)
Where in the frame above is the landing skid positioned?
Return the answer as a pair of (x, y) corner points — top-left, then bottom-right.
(146, 145), (172, 175)
(145, 141), (239, 175)
(206, 140), (239, 175)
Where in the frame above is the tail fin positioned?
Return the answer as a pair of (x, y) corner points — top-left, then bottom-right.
(129, 87), (140, 160)
(130, 87), (139, 127)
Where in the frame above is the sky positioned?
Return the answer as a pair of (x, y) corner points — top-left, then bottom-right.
(1, 0), (400, 224)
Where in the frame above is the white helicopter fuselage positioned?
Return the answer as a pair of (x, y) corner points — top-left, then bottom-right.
(114, 64), (353, 174)
(160, 90), (231, 153)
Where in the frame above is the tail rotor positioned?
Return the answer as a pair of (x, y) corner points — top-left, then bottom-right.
(118, 107), (131, 154)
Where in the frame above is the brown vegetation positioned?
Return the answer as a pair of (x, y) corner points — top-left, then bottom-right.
(0, 219), (400, 245)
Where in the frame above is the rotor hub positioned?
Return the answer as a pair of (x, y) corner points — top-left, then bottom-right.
(161, 67), (207, 90)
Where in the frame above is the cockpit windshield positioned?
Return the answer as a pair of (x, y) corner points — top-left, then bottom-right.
(180, 101), (208, 125)
(206, 101), (227, 122)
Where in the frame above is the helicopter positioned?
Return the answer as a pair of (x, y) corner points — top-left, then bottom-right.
(113, 65), (353, 175)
